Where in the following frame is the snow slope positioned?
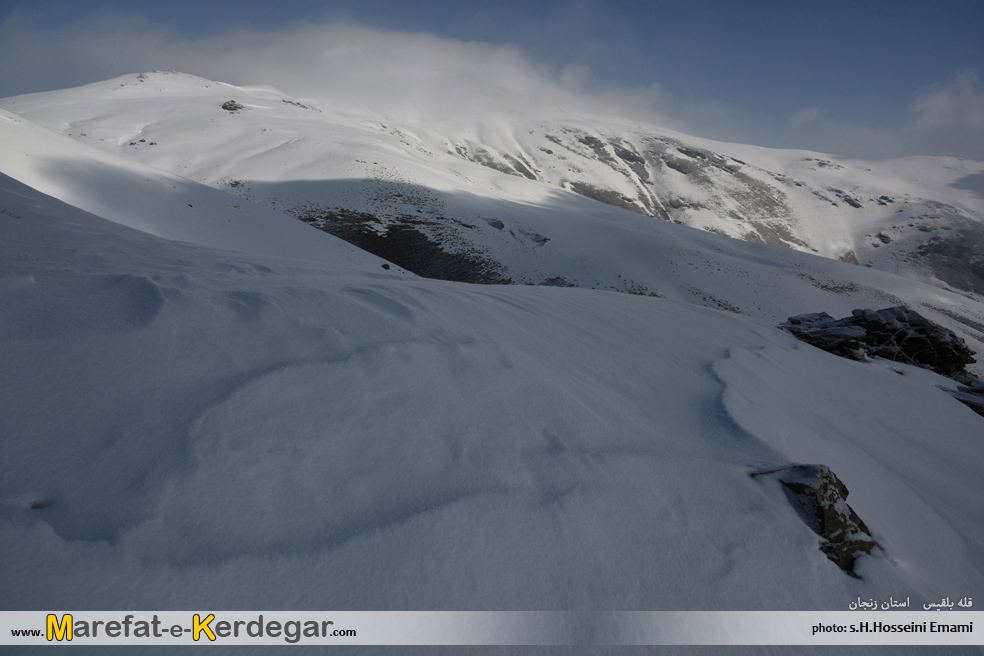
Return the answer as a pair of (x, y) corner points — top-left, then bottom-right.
(4, 70), (984, 296)
(0, 106), (385, 269)
(2, 89), (983, 366)
(2, 151), (984, 623)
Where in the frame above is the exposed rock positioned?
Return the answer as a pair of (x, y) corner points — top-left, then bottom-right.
(838, 250), (860, 265)
(464, 147), (522, 177)
(503, 154), (536, 180)
(909, 211), (984, 295)
(221, 100), (245, 111)
(578, 135), (604, 149)
(281, 99), (319, 112)
(298, 208), (511, 284)
(539, 276), (576, 287)
(781, 306), (976, 376)
(568, 181), (646, 215)
(949, 375), (984, 417)
(612, 144), (644, 164)
(518, 227), (549, 246)
(752, 465), (875, 572)
(663, 157), (698, 176)
(676, 146), (709, 160)
(781, 306), (984, 416)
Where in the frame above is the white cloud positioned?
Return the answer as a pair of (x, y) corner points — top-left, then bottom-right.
(789, 106), (825, 127)
(0, 11), (675, 128)
(896, 70), (984, 159)
(910, 70), (984, 132)
(1, 11), (982, 160)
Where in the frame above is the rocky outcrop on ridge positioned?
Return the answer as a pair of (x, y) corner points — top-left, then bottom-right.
(752, 465), (876, 573)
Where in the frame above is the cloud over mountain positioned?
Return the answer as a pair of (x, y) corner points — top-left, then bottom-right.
(1, 9), (982, 159)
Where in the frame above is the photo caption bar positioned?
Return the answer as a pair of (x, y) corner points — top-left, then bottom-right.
(2, 611), (980, 646)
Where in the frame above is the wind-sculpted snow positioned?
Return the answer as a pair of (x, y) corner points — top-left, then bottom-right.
(713, 344), (984, 595)
(131, 339), (644, 564)
(2, 170), (984, 620)
(0, 271), (163, 339)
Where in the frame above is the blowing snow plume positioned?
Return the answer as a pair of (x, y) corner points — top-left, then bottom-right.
(0, 12), (673, 129)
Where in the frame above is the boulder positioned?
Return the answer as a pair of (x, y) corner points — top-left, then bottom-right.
(780, 306), (976, 376)
(752, 465), (876, 573)
(780, 306), (984, 416)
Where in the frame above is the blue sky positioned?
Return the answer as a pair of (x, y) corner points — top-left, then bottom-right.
(1, 0), (982, 158)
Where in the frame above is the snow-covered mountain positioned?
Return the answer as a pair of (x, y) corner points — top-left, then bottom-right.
(1, 72), (983, 641)
(5, 70), (984, 298)
(4, 82), (984, 360)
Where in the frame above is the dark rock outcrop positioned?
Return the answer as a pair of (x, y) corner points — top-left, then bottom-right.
(298, 208), (512, 284)
(950, 375), (984, 416)
(780, 306), (984, 416)
(753, 465), (875, 573)
(781, 306), (975, 376)
(221, 100), (245, 111)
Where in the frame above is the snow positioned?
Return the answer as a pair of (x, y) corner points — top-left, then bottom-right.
(0, 107), (384, 268)
(715, 345), (984, 596)
(5, 71), (983, 316)
(0, 73), (983, 656)
(2, 163), (983, 617)
(6, 72), (983, 249)
(4, 87), (982, 361)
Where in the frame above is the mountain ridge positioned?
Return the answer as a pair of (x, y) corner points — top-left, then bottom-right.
(4, 70), (983, 300)
(3, 71), (984, 362)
